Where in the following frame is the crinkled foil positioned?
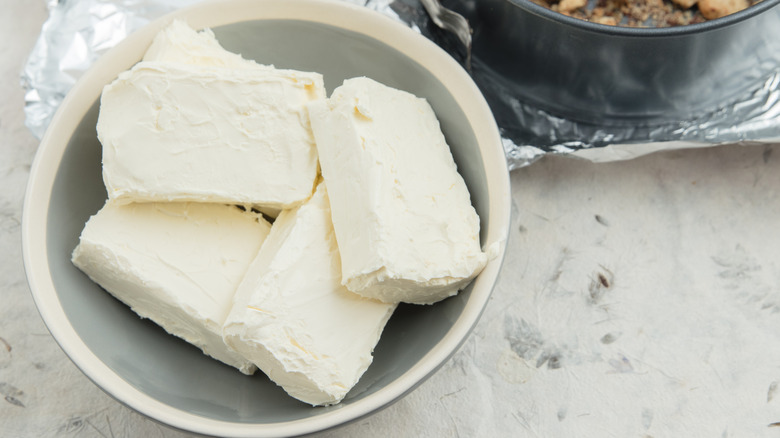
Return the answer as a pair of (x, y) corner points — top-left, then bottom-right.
(22, 0), (780, 169)
(478, 63), (780, 170)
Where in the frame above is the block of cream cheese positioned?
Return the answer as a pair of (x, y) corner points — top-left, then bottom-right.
(98, 33), (324, 208)
(223, 182), (397, 405)
(307, 77), (487, 305)
(138, 20), (294, 221)
(72, 201), (272, 374)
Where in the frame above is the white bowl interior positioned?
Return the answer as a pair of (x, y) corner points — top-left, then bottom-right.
(25, 1), (510, 435)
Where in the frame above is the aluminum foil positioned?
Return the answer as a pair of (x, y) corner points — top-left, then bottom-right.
(21, 0), (780, 168)
(478, 63), (780, 170)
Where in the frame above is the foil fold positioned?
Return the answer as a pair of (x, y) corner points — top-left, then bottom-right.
(491, 69), (780, 169)
(21, 0), (780, 168)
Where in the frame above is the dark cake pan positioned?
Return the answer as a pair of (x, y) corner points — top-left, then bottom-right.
(447, 0), (780, 125)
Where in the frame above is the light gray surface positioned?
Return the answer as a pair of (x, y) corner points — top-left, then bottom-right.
(4, 2), (780, 438)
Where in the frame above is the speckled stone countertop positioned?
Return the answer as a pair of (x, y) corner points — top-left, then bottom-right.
(3, 2), (780, 437)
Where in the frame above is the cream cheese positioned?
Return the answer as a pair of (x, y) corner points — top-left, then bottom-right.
(307, 77), (487, 305)
(223, 182), (397, 405)
(98, 21), (324, 209)
(71, 201), (272, 374)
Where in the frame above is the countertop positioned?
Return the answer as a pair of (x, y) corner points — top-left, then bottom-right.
(3, 1), (780, 437)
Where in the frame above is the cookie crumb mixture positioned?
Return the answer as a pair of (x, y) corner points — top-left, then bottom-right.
(532, 0), (762, 26)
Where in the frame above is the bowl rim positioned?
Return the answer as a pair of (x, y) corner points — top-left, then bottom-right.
(504, 0), (780, 36)
(21, 0), (512, 436)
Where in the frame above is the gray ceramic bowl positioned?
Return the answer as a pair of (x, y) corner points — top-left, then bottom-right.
(22, 0), (511, 436)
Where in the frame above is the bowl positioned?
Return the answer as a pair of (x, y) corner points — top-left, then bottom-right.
(21, 0), (512, 436)
(445, 0), (780, 125)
